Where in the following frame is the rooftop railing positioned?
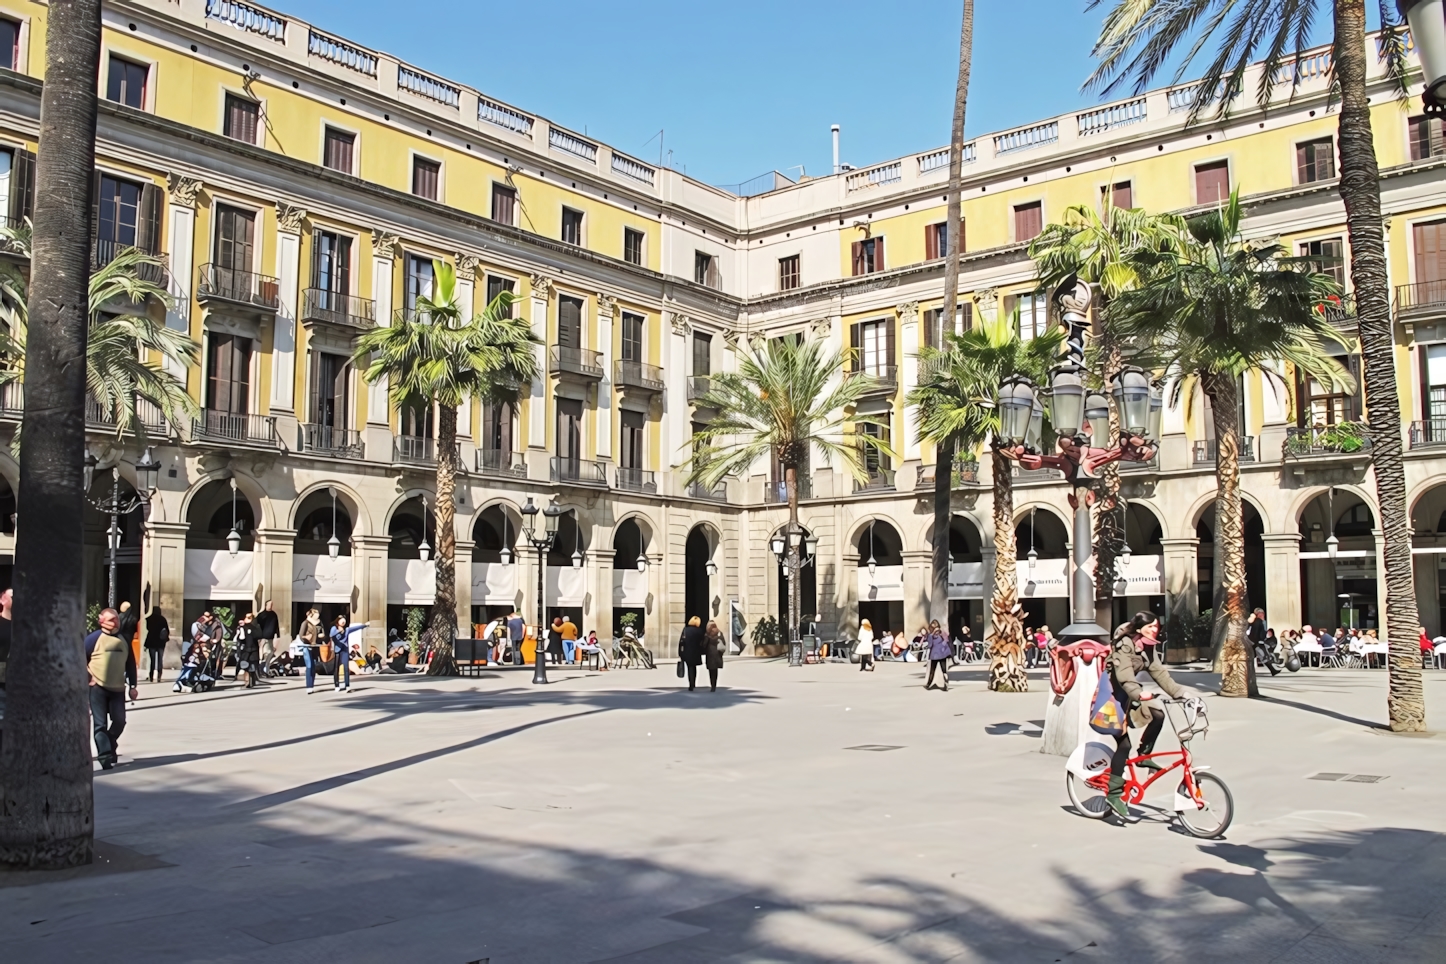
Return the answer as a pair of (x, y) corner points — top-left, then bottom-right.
(307, 29), (377, 75)
(549, 128), (598, 163)
(845, 162), (902, 193)
(994, 120), (1058, 155)
(1077, 98), (1147, 136)
(478, 97), (534, 136)
(611, 153), (656, 185)
(398, 66), (460, 107)
(205, 0), (285, 42)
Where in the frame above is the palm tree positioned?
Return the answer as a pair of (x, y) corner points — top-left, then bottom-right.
(353, 260), (539, 676)
(0, 230), (198, 443)
(1031, 204), (1184, 623)
(1085, 0), (1423, 728)
(1110, 193), (1351, 698)
(685, 335), (889, 650)
(0, 0), (104, 871)
(911, 306), (1063, 692)
(929, 1), (976, 632)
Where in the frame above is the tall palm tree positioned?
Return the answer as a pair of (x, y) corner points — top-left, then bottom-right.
(686, 335), (889, 650)
(354, 260), (539, 676)
(1031, 204), (1185, 622)
(929, 0), (976, 632)
(1110, 193), (1351, 698)
(911, 306), (1063, 692)
(0, 0), (104, 871)
(0, 232), (198, 443)
(1085, 0), (1423, 729)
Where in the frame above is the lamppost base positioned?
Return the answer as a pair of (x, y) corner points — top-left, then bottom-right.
(1059, 620), (1111, 646)
(532, 654), (549, 684)
(787, 640), (804, 667)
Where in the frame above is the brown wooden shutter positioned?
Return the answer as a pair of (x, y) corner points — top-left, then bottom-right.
(874, 236), (884, 271)
(1347, 354), (1362, 421)
(89, 170), (101, 258)
(8, 148), (34, 224)
(960, 301), (973, 332)
(925, 224), (938, 261)
(308, 349), (321, 423)
(849, 322), (861, 372)
(137, 181), (162, 254)
(1421, 345), (1433, 422)
(885, 317), (896, 369)
(1295, 144), (1308, 184)
(1416, 220), (1446, 284)
(922, 309), (935, 348)
(851, 241), (863, 276)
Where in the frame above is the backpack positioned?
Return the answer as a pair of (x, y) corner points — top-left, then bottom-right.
(1088, 673), (1127, 737)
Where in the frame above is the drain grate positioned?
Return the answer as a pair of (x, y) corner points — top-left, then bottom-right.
(846, 744), (903, 752)
(1309, 772), (1388, 783)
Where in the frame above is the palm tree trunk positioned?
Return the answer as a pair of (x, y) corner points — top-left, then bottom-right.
(786, 463), (800, 655)
(0, 0), (103, 871)
(1334, 0), (1424, 731)
(425, 404), (458, 676)
(932, 0), (974, 628)
(1205, 374), (1255, 698)
(988, 446), (1027, 691)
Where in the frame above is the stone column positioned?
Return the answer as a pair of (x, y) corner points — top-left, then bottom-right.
(367, 231), (400, 428)
(1159, 537), (1200, 619)
(898, 301), (920, 462)
(1262, 531), (1302, 631)
(454, 255), (478, 446)
(981, 544), (997, 627)
(252, 527), (296, 638)
(164, 175), (202, 381)
(667, 312), (689, 467)
(271, 201), (305, 414)
(145, 520), (189, 667)
(596, 294), (616, 461)
(527, 274), (552, 456)
(1372, 528), (1389, 639)
(900, 549), (931, 639)
(1258, 360), (1291, 460)
(454, 538), (474, 637)
(590, 547), (614, 648)
(351, 534), (391, 651)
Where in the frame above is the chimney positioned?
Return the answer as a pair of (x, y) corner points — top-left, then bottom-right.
(831, 124), (840, 175)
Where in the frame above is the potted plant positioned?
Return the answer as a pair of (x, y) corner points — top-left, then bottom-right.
(404, 606), (426, 664)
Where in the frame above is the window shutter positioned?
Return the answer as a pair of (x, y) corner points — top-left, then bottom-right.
(308, 349), (321, 423)
(849, 322), (861, 372)
(1421, 345), (1433, 421)
(922, 309), (935, 348)
(89, 169), (101, 257)
(1296, 144), (1308, 183)
(925, 225), (938, 261)
(874, 236), (884, 271)
(137, 181), (162, 254)
(8, 148), (33, 224)
(851, 241), (863, 276)
(885, 317), (896, 369)
(960, 301), (973, 332)
(1002, 294), (1016, 332)
(1347, 354), (1362, 421)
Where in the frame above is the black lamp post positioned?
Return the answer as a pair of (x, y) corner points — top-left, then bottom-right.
(520, 496), (564, 684)
(994, 277), (1162, 643)
(84, 447), (161, 608)
(1400, 0), (1446, 116)
(770, 526), (819, 665)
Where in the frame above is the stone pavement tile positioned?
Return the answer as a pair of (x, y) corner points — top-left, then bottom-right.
(1268, 933), (1402, 964)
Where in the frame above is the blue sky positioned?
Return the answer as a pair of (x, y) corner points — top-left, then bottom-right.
(273, 0), (1334, 187)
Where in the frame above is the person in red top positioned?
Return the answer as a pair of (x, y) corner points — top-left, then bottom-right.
(1421, 626), (1434, 663)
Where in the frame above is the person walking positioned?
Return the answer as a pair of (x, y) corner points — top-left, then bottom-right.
(117, 601), (140, 656)
(299, 608), (324, 694)
(254, 600), (281, 662)
(855, 618), (875, 672)
(506, 610), (526, 666)
(85, 607), (138, 770)
(143, 607), (169, 683)
(233, 613), (260, 689)
(547, 616), (565, 665)
(1105, 612), (1185, 823)
(924, 620), (952, 691)
(560, 613), (579, 664)
(703, 619), (725, 691)
(329, 616), (367, 692)
(680, 616), (705, 691)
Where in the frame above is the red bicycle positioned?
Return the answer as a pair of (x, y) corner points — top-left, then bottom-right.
(1065, 696), (1234, 838)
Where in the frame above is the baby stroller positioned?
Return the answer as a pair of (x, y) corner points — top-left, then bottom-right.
(188, 642), (227, 692)
(262, 650), (294, 678)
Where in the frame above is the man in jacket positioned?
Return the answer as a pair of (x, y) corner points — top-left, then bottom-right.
(254, 600), (281, 661)
(506, 610), (525, 666)
(1105, 611), (1184, 822)
(86, 607), (138, 769)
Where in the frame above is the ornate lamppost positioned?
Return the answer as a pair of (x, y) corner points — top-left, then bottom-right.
(520, 496), (564, 684)
(84, 448), (161, 608)
(994, 278), (1162, 643)
(770, 526), (818, 665)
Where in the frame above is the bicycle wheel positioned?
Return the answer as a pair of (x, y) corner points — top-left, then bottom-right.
(1177, 771), (1234, 838)
(1065, 771), (1112, 819)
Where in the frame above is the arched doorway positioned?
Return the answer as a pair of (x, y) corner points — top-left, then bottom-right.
(613, 518), (650, 637)
(545, 511), (585, 635)
(1113, 501), (1166, 628)
(944, 514), (984, 640)
(1410, 485), (1446, 636)
(774, 524), (816, 643)
(856, 519), (904, 638)
(1017, 508), (1069, 633)
(388, 496), (432, 640)
(1196, 501), (1266, 618)
(292, 488), (355, 629)
(84, 470), (143, 610)
(471, 504), (521, 631)
(684, 525), (713, 629)
(1299, 490), (1376, 632)
(183, 479), (259, 634)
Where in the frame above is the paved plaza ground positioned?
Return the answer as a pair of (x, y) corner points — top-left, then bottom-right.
(3, 657), (1446, 963)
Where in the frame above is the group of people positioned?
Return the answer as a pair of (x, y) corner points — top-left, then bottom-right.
(854, 619), (982, 671)
(1245, 609), (1390, 670)
(477, 610), (645, 670)
(677, 616), (725, 691)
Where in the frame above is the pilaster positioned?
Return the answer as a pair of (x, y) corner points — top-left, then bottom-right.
(351, 534), (391, 649)
(271, 201), (305, 414)
(1159, 537), (1200, 620)
(454, 256), (478, 443)
(596, 294), (616, 461)
(590, 547), (614, 647)
(898, 302), (920, 462)
(667, 312), (689, 467)
(367, 231), (400, 429)
(900, 549), (931, 639)
(145, 520), (189, 667)
(1262, 531), (1303, 631)
(252, 528), (297, 638)
(527, 274), (553, 453)
(164, 174), (202, 379)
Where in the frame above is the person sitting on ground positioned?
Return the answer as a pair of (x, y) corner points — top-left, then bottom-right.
(364, 645), (382, 673)
(384, 643), (409, 674)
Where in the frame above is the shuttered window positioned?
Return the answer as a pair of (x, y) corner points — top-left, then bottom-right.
(309, 351), (349, 428)
(224, 94), (259, 145)
(621, 311), (644, 362)
(1416, 220), (1446, 286)
(1298, 355), (1361, 426)
(312, 230), (352, 299)
(491, 183), (516, 225)
(485, 274), (515, 316)
(4, 148), (33, 227)
(1299, 238), (1345, 288)
(1296, 138), (1336, 183)
(206, 334), (252, 414)
(323, 127), (354, 174)
(620, 411), (645, 469)
(1013, 202), (1042, 242)
(557, 295), (583, 348)
(412, 157), (440, 200)
(106, 56), (147, 109)
(925, 222), (953, 260)
(849, 319), (895, 375)
(1102, 181), (1132, 211)
(405, 255), (434, 314)
(778, 254), (800, 290)
(0, 18), (18, 71)
(1008, 292), (1049, 341)
(214, 205), (255, 270)
(624, 227), (644, 265)
(692, 332), (712, 376)
(482, 401), (514, 452)
(556, 398), (583, 461)
(850, 237), (884, 276)
(1194, 161), (1230, 205)
(1409, 116), (1446, 161)
(561, 208), (583, 245)
(922, 303), (972, 347)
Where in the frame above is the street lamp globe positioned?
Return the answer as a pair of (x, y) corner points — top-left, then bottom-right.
(1399, 0), (1446, 113)
(1047, 365), (1085, 437)
(1027, 546), (1038, 573)
(1084, 392), (1111, 443)
(867, 553), (877, 577)
(107, 520), (121, 552)
(572, 548), (584, 570)
(636, 553), (648, 573)
(520, 496), (539, 540)
(499, 546), (512, 566)
(705, 559), (718, 577)
(1111, 366), (1152, 436)
(1025, 398), (1044, 452)
(804, 534), (819, 557)
(418, 538), (431, 563)
(997, 376), (1037, 444)
(543, 500), (564, 537)
(136, 447), (161, 494)
(770, 534), (785, 557)
(226, 526), (242, 557)
(1326, 532), (1340, 559)
(327, 532), (341, 560)
(1147, 381), (1164, 442)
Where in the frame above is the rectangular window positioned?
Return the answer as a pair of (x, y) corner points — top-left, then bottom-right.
(1012, 292), (1049, 341)
(309, 351), (350, 428)
(399, 396), (433, 439)
(561, 207), (583, 245)
(96, 174), (141, 247)
(404, 254), (434, 314)
(860, 420), (890, 474)
(778, 254), (800, 290)
(692, 332), (712, 376)
(620, 410), (645, 469)
(851, 237), (884, 276)
(924, 222), (953, 260)
(105, 56), (147, 109)
(1013, 202), (1042, 243)
(312, 230), (352, 299)
(1423, 344), (1446, 423)
(206, 333), (252, 414)
(482, 400), (514, 453)
(213, 205), (255, 271)
(1299, 238), (1345, 289)
(223, 94), (259, 145)
(485, 274), (515, 316)
(2, 148), (34, 228)
(557, 294), (583, 348)
(1298, 354), (1361, 426)
(694, 251), (720, 288)
(850, 319), (895, 375)
(412, 157), (440, 200)
(0, 18), (18, 71)
(1102, 181), (1132, 211)
(922, 303), (972, 347)
(323, 127), (354, 174)
(491, 183), (516, 225)
(1296, 138), (1336, 183)
(621, 311), (644, 362)
(556, 398), (583, 462)
(623, 227), (644, 265)
(1409, 116), (1446, 161)
(1194, 161), (1230, 205)
(1416, 220), (1446, 298)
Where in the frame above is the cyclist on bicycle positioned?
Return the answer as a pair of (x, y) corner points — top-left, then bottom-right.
(1105, 611), (1184, 822)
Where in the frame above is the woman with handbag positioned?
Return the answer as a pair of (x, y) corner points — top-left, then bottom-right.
(143, 607), (170, 683)
(703, 619), (725, 692)
(1104, 612), (1184, 823)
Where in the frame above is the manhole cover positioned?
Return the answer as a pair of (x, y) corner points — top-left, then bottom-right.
(846, 744), (903, 752)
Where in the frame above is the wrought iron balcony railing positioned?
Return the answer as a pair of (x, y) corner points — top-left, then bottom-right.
(764, 477), (813, 504)
(614, 359), (665, 392)
(551, 457), (607, 485)
(916, 459), (982, 488)
(687, 480), (728, 501)
(549, 345), (605, 379)
(1396, 280), (1446, 314)
(853, 468), (896, 493)
(1283, 422), (1371, 458)
(1410, 420), (1446, 448)
(192, 409), (277, 446)
(1192, 437), (1256, 464)
(687, 376), (712, 401)
(93, 238), (168, 287)
(86, 393), (171, 437)
(845, 365), (899, 397)
(615, 466), (657, 492)
(196, 263), (280, 311)
(475, 448), (527, 477)
(301, 288), (376, 329)
(299, 422), (364, 459)
(394, 434), (436, 464)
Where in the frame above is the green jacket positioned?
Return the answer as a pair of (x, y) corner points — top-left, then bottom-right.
(1108, 633), (1183, 728)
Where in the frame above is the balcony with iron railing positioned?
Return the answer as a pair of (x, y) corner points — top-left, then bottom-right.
(191, 409), (277, 446)
(853, 468), (896, 493)
(687, 480), (728, 501)
(0, 380), (22, 419)
(394, 435), (436, 465)
(86, 393), (171, 436)
(1314, 293), (1356, 327)
(93, 238), (168, 288)
(1193, 437), (1256, 464)
(764, 477), (812, 504)
(196, 264), (280, 312)
(1396, 280), (1446, 317)
(615, 466), (657, 493)
(1283, 422), (1372, 459)
(1012, 465), (1064, 483)
(916, 459), (982, 489)
(687, 376), (713, 401)
(614, 359), (665, 393)
(1410, 420), (1446, 448)
(845, 366), (898, 397)
(475, 448), (527, 477)
(549, 345), (605, 380)
(552, 457), (607, 486)
(301, 288), (376, 329)
(298, 422), (363, 459)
